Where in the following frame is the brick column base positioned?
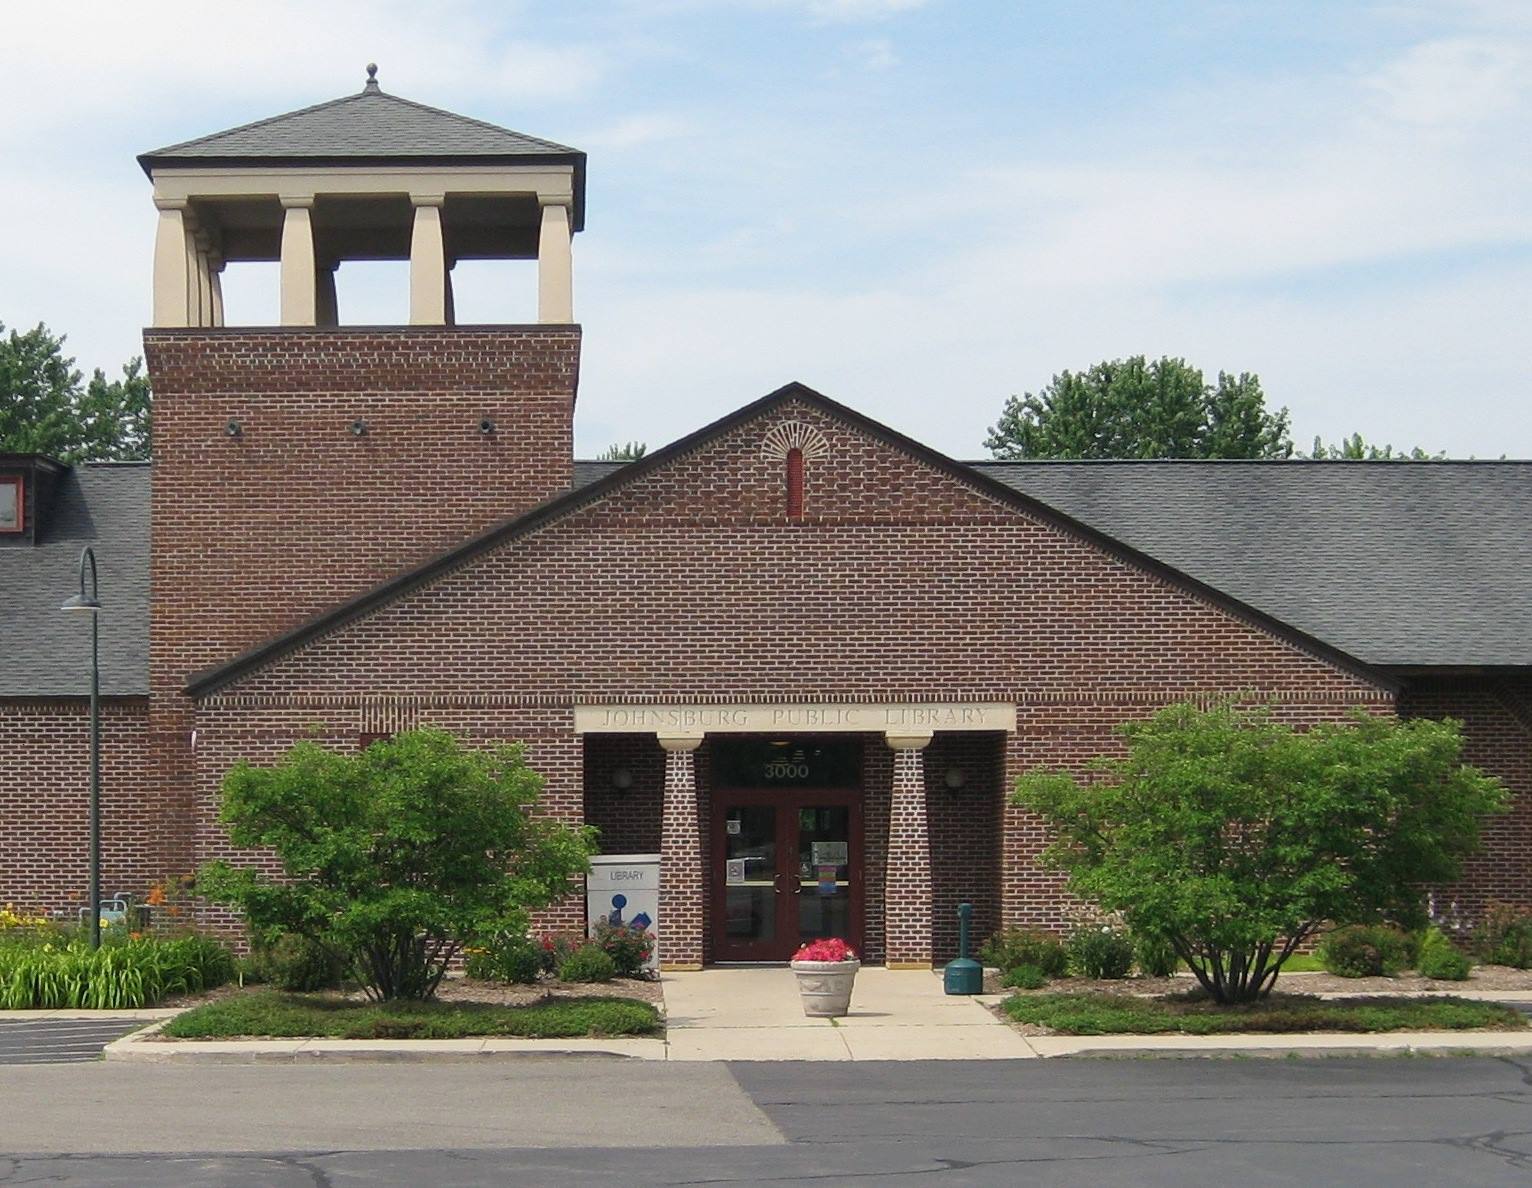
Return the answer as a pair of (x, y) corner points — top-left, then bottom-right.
(659, 736), (704, 970)
(884, 734), (933, 968)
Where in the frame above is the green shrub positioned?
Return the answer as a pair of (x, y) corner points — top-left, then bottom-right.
(591, 921), (654, 978)
(1417, 928), (1472, 981)
(0, 934), (236, 1009)
(1003, 963), (1047, 990)
(1318, 924), (1416, 978)
(558, 945), (617, 983)
(1067, 925), (1135, 979)
(1133, 931), (1179, 977)
(465, 936), (541, 985)
(1473, 903), (1532, 969)
(247, 932), (345, 992)
(979, 929), (1068, 978)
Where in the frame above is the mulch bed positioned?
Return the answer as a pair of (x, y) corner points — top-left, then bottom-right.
(982, 964), (1532, 998)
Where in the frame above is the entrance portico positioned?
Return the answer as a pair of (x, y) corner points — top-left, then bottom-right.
(576, 703), (1015, 972)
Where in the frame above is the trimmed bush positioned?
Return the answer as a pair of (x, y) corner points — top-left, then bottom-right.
(465, 936), (541, 985)
(1067, 925), (1135, 980)
(980, 929), (1068, 978)
(559, 945), (617, 984)
(1003, 963), (1047, 990)
(1417, 928), (1472, 981)
(591, 921), (654, 978)
(1318, 924), (1416, 978)
(1133, 931), (1179, 977)
(1474, 903), (1532, 969)
(248, 932), (345, 992)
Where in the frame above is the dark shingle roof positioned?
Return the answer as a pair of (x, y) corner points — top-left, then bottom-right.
(139, 82), (580, 166)
(972, 460), (1532, 669)
(0, 464), (150, 697)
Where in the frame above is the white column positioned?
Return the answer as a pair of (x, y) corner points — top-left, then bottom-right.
(409, 196), (447, 325)
(537, 197), (573, 323)
(278, 196), (317, 326)
(152, 200), (190, 327)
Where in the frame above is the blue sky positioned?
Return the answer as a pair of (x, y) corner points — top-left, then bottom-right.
(2, 1), (1529, 457)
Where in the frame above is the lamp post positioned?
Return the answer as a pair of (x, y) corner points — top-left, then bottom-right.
(61, 546), (102, 950)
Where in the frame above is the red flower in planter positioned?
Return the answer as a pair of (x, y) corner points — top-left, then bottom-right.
(792, 938), (857, 962)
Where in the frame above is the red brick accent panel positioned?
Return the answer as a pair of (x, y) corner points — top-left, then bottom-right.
(927, 732), (1004, 962)
(0, 699), (165, 917)
(659, 742), (704, 968)
(1402, 676), (1532, 923)
(885, 743), (933, 965)
(584, 734), (665, 855)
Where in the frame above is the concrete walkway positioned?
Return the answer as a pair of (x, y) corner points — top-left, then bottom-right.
(662, 966), (1037, 1061)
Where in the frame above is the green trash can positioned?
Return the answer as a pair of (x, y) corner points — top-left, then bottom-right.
(944, 902), (983, 995)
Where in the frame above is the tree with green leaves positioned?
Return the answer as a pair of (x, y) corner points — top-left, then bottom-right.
(986, 356), (1292, 460)
(0, 322), (151, 461)
(595, 440), (647, 461)
(1305, 433), (1444, 460)
(1014, 703), (1504, 1004)
(198, 729), (595, 1001)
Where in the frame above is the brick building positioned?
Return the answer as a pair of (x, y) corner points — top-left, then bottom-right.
(4, 75), (1529, 968)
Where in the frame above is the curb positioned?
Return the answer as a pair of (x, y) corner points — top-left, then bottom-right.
(1024, 1032), (1532, 1060)
(103, 1020), (667, 1064)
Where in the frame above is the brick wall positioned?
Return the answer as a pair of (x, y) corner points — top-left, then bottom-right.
(185, 397), (1389, 957)
(143, 326), (582, 907)
(1402, 676), (1532, 923)
(0, 699), (164, 917)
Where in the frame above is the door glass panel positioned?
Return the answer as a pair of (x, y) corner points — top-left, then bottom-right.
(796, 805), (851, 943)
(723, 805), (776, 944)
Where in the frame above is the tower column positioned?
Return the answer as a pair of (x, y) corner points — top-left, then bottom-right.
(659, 735), (705, 970)
(152, 199), (190, 327)
(885, 732), (934, 969)
(537, 197), (573, 324)
(409, 195), (447, 325)
(208, 251), (225, 327)
(193, 230), (216, 326)
(278, 197), (317, 326)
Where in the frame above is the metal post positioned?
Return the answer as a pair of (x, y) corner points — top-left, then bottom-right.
(63, 546), (102, 950)
(89, 601), (101, 951)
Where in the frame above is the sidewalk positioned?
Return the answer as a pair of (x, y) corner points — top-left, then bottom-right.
(662, 966), (1037, 1061)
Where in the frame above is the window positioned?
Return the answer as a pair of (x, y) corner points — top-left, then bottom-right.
(0, 476), (22, 534)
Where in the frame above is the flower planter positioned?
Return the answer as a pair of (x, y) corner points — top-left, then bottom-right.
(790, 958), (861, 1017)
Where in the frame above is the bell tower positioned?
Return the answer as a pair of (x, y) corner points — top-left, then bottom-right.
(139, 70), (587, 857)
(139, 63), (584, 328)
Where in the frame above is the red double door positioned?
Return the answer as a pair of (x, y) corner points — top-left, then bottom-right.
(710, 788), (863, 962)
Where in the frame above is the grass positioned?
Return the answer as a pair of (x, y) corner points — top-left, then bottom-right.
(161, 990), (663, 1040)
(1002, 991), (1527, 1036)
(1276, 954), (1326, 973)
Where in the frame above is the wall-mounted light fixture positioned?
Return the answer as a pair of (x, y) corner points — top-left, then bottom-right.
(611, 767), (634, 794)
(943, 766), (967, 793)
(225, 418), (243, 438)
(479, 416), (497, 435)
(350, 418), (369, 437)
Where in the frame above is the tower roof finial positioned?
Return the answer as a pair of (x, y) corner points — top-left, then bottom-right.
(364, 63), (380, 93)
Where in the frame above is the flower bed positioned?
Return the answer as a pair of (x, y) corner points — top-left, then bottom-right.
(0, 929), (235, 1009)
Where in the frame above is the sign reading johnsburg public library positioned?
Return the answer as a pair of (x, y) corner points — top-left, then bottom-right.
(572, 702), (1017, 734)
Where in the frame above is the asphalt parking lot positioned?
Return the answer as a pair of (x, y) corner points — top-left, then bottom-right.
(0, 1018), (142, 1066)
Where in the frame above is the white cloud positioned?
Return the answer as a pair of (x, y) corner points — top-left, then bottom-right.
(1362, 36), (1530, 128)
(848, 37), (899, 70)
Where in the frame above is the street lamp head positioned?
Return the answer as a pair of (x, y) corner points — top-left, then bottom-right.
(61, 593), (102, 613)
